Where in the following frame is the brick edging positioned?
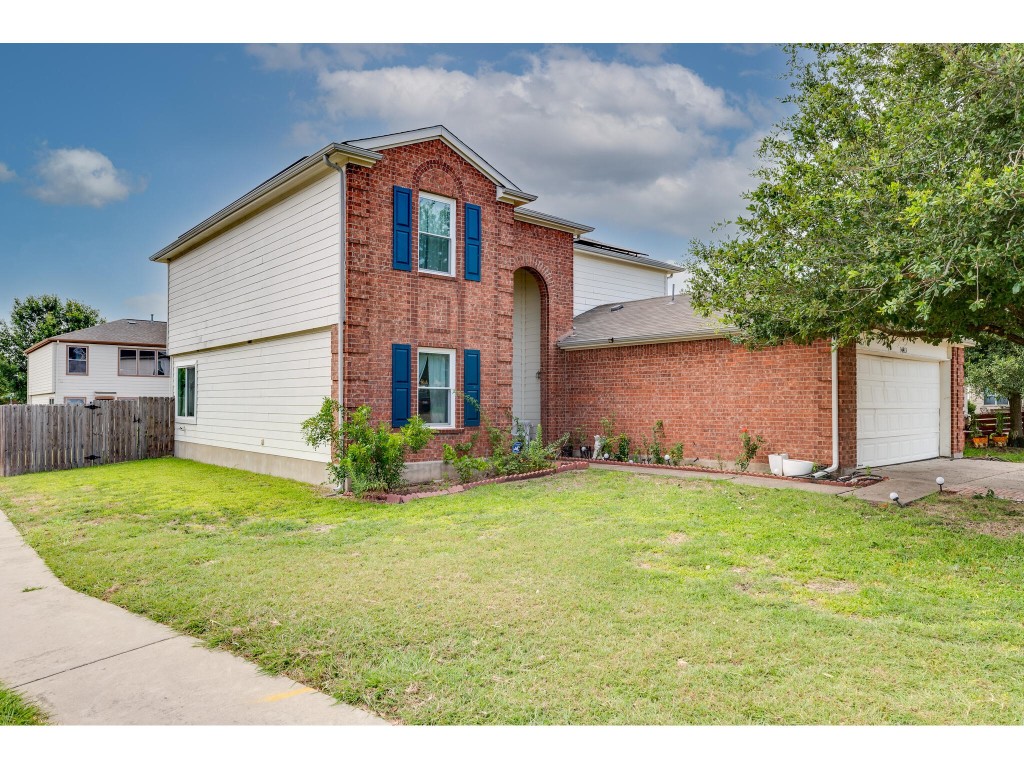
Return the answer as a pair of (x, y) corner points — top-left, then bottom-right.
(361, 460), (590, 504)
(586, 459), (886, 488)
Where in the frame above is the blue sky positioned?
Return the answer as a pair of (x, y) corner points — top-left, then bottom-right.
(0, 43), (791, 322)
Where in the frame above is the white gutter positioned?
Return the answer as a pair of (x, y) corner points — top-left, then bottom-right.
(813, 341), (840, 478)
(558, 329), (734, 350)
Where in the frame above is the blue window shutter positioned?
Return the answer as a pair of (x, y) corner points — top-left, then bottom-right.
(464, 349), (481, 426)
(464, 203), (481, 281)
(392, 343), (412, 427)
(393, 186), (412, 271)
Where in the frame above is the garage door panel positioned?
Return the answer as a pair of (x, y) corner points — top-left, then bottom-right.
(857, 354), (940, 467)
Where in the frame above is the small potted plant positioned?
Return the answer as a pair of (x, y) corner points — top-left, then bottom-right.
(992, 412), (1009, 447)
(970, 419), (988, 449)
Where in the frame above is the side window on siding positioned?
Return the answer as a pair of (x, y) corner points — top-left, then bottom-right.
(67, 346), (88, 375)
(176, 366), (196, 419)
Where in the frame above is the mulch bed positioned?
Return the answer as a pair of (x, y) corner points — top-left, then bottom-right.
(357, 460), (590, 503)
(586, 458), (886, 488)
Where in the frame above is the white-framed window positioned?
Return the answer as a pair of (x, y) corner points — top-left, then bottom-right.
(65, 396), (86, 406)
(984, 391), (1009, 406)
(418, 192), (455, 275)
(176, 365), (196, 421)
(67, 345), (88, 375)
(119, 348), (170, 376)
(417, 347), (454, 428)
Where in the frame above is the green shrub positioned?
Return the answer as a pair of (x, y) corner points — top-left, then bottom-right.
(669, 442), (685, 466)
(485, 417), (566, 476)
(301, 399), (432, 496)
(736, 428), (766, 472)
(442, 433), (491, 484)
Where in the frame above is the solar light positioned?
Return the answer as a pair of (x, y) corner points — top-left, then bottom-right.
(936, 476), (945, 493)
(889, 491), (906, 508)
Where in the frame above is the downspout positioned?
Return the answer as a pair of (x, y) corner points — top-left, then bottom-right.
(323, 154), (348, 491)
(813, 340), (840, 478)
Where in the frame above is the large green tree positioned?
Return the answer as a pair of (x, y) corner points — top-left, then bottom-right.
(965, 337), (1024, 441)
(690, 44), (1024, 348)
(0, 295), (103, 403)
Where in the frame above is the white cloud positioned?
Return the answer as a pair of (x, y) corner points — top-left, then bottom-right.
(247, 44), (405, 72)
(30, 147), (142, 207)
(616, 44), (670, 64)
(0, 162), (15, 182)
(262, 46), (774, 257)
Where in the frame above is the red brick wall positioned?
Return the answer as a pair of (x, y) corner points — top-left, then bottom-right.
(951, 345), (965, 456)
(555, 338), (851, 468)
(343, 139), (574, 461)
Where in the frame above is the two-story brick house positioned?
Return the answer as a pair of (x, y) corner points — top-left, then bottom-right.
(152, 126), (965, 484)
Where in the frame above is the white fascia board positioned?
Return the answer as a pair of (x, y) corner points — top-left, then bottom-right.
(573, 244), (680, 274)
(149, 144), (381, 263)
(558, 330), (732, 350)
(346, 126), (536, 203)
(514, 208), (594, 236)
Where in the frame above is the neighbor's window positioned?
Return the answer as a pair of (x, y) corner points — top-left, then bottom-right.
(418, 192), (455, 275)
(417, 348), (454, 427)
(157, 351), (170, 376)
(67, 346), (88, 375)
(120, 348), (168, 376)
(65, 397), (86, 406)
(984, 391), (1010, 406)
(176, 366), (196, 419)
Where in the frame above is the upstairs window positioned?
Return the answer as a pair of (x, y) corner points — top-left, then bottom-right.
(67, 346), (88, 375)
(418, 192), (455, 275)
(120, 348), (169, 376)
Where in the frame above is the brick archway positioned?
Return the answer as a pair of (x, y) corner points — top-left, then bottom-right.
(511, 265), (551, 438)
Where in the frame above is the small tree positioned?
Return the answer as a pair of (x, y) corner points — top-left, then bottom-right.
(302, 400), (432, 495)
(0, 295), (103, 402)
(966, 338), (1024, 444)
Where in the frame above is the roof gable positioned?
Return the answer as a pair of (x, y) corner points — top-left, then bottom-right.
(25, 319), (167, 355)
(344, 126), (538, 206)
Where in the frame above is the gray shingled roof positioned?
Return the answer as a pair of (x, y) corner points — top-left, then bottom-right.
(559, 294), (735, 349)
(26, 319), (167, 353)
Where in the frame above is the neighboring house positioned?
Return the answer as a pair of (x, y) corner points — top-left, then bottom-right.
(150, 125), (964, 484)
(24, 319), (171, 405)
(967, 386), (1008, 414)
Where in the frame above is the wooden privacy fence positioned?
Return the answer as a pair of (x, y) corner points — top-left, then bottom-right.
(0, 397), (174, 477)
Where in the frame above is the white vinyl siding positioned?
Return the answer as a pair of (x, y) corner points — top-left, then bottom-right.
(26, 344), (56, 396)
(49, 343), (173, 402)
(573, 252), (668, 316)
(512, 270), (541, 427)
(166, 171), (341, 356)
(173, 330), (332, 463)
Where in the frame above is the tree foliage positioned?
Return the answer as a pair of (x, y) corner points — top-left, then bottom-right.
(690, 44), (1024, 348)
(965, 337), (1024, 439)
(0, 295), (104, 403)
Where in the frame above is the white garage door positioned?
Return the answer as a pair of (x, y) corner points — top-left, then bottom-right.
(857, 354), (941, 467)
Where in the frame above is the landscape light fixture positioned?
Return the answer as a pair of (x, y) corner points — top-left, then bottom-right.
(936, 476), (945, 493)
(889, 491), (906, 508)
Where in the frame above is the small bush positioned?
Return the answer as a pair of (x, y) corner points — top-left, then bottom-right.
(442, 434), (490, 484)
(302, 399), (432, 496)
(736, 427), (766, 472)
(485, 417), (566, 476)
(669, 442), (685, 466)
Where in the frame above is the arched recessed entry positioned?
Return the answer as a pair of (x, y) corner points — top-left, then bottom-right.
(512, 269), (542, 434)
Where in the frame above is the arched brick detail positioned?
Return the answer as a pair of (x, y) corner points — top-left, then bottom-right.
(412, 160), (467, 202)
(511, 265), (553, 436)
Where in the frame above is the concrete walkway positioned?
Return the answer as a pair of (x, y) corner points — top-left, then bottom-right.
(595, 456), (1024, 504)
(0, 511), (385, 725)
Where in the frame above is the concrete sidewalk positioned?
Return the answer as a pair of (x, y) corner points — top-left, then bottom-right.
(0, 511), (385, 725)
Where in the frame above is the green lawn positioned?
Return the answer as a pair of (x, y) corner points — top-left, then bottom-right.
(965, 445), (1024, 462)
(2, 458), (1024, 724)
(0, 687), (47, 726)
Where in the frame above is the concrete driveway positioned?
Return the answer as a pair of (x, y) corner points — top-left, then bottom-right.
(856, 456), (1024, 502)
(597, 457), (1024, 504)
